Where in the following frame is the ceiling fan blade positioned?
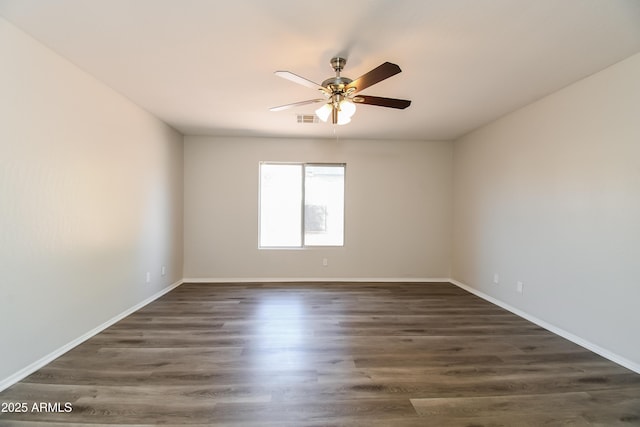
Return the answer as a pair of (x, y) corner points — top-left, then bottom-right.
(269, 99), (325, 112)
(353, 95), (411, 109)
(274, 71), (328, 92)
(345, 62), (402, 94)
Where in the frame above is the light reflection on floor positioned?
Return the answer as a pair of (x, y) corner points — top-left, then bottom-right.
(250, 294), (308, 372)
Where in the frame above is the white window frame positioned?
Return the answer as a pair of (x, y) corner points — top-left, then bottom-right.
(258, 162), (345, 249)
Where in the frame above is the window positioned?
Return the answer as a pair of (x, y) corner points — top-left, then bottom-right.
(259, 162), (345, 248)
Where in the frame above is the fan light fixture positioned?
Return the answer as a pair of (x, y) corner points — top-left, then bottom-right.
(315, 98), (356, 125)
(270, 57), (411, 125)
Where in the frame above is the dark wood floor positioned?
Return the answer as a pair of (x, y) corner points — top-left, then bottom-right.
(1, 282), (639, 426)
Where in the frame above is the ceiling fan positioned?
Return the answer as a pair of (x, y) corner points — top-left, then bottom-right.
(270, 57), (411, 125)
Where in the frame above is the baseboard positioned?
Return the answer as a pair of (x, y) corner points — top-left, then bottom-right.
(0, 279), (184, 393)
(183, 277), (451, 283)
(449, 279), (640, 375)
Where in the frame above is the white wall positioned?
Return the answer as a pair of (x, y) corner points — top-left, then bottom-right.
(452, 53), (640, 367)
(184, 136), (452, 280)
(0, 17), (184, 386)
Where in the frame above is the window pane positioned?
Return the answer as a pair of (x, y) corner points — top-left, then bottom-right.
(259, 164), (302, 247)
(304, 165), (345, 246)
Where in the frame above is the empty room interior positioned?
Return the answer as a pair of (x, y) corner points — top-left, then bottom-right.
(1, 0), (640, 425)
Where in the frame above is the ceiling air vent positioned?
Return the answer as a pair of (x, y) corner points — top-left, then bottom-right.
(297, 114), (319, 124)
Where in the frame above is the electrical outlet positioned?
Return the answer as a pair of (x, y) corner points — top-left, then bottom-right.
(161, 266), (166, 276)
(322, 258), (328, 267)
(493, 273), (500, 285)
(517, 281), (524, 294)
(146, 272), (151, 284)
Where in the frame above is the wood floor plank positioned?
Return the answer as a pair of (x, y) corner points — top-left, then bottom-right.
(411, 392), (594, 426)
(1, 282), (639, 426)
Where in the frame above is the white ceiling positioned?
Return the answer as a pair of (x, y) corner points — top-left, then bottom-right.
(1, 0), (639, 140)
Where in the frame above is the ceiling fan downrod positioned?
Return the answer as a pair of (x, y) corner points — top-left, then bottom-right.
(322, 57), (353, 93)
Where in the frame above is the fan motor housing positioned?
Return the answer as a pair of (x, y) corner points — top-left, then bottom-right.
(321, 76), (353, 93)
